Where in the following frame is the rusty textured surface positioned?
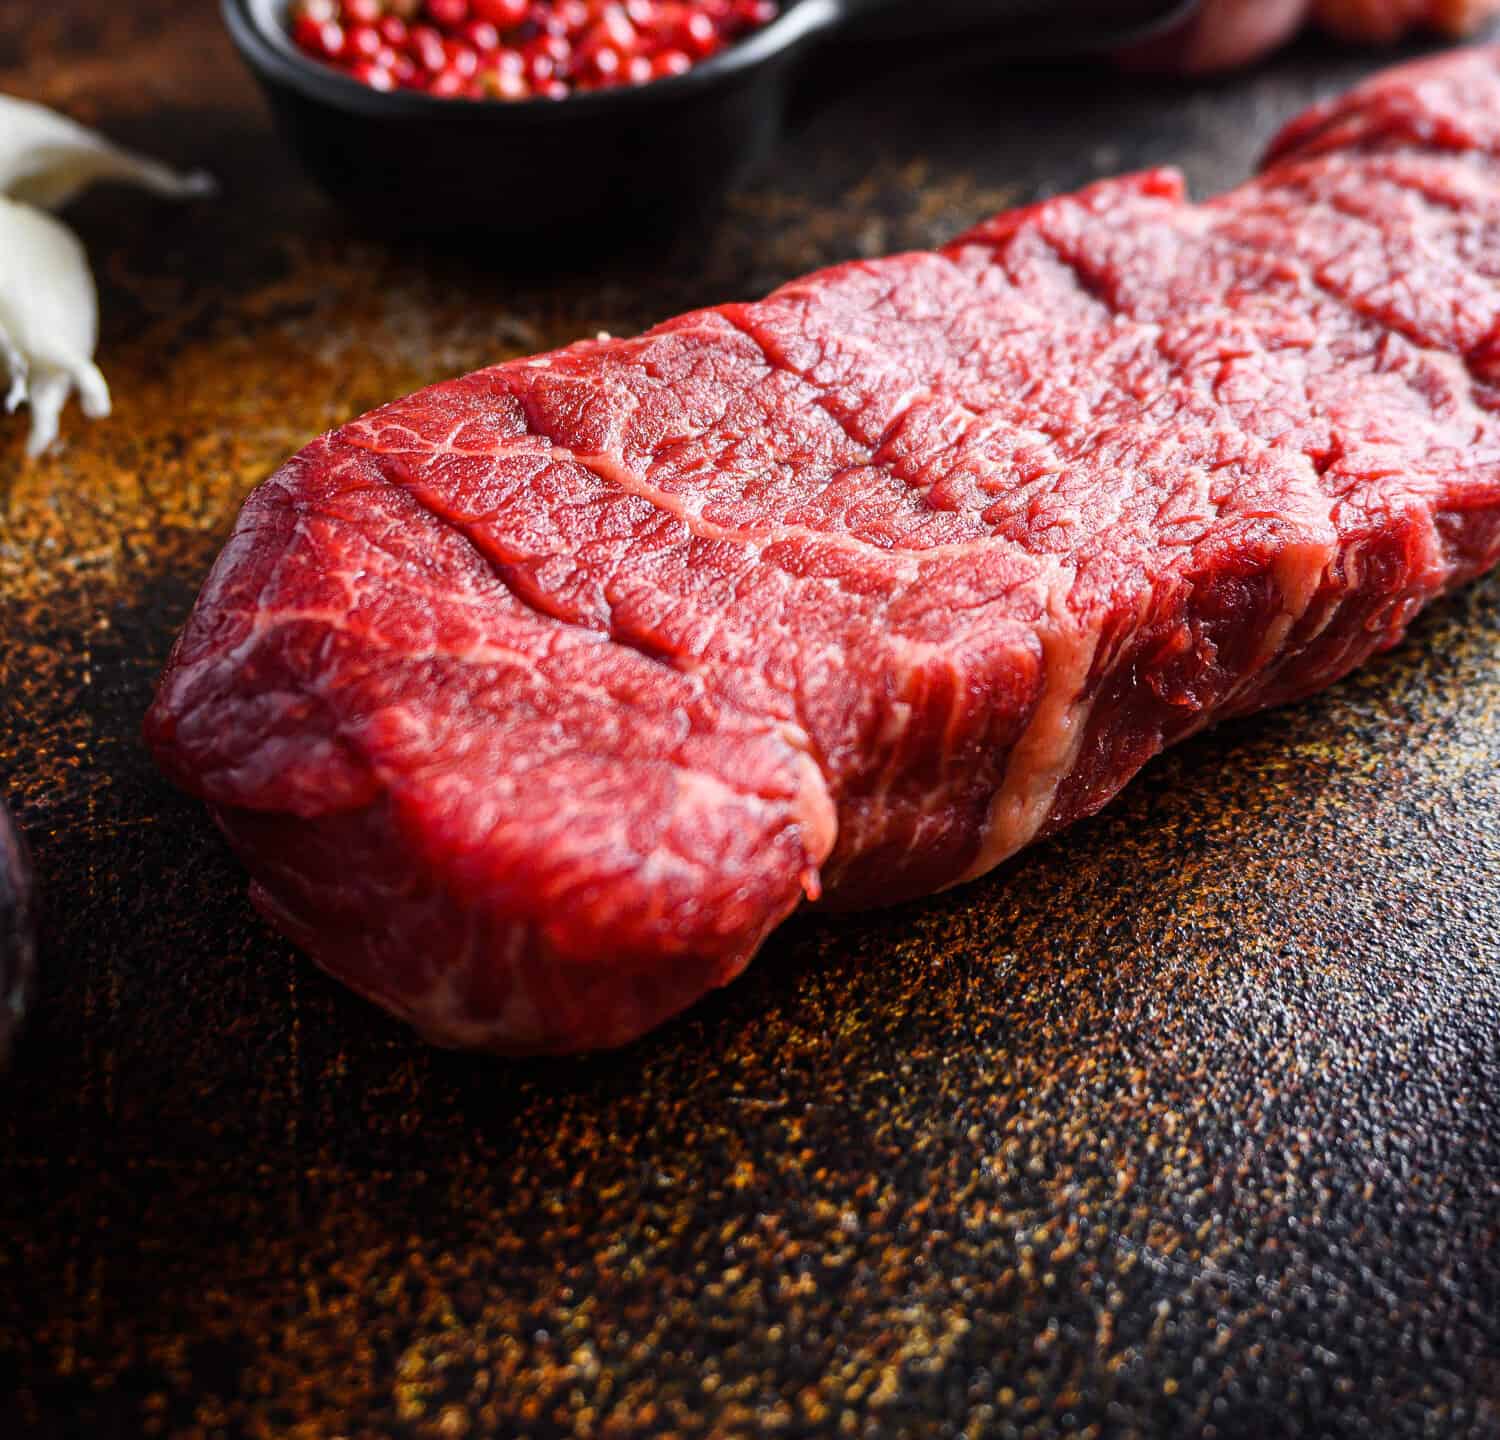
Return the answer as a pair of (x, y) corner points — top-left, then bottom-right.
(1, 6), (1498, 1437)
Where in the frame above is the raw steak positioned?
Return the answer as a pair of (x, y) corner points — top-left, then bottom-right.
(148, 49), (1500, 1053)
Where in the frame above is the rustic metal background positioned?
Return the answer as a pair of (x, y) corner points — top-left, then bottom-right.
(1, 5), (1497, 1436)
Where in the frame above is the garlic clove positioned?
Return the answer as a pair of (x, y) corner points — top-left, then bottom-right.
(0, 195), (109, 457)
(0, 94), (211, 456)
(0, 93), (214, 211)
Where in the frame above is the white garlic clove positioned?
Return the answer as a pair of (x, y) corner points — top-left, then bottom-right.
(0, 94), (211, 455)
(0, 195), (109, 458)
(0, 93), (214, 212)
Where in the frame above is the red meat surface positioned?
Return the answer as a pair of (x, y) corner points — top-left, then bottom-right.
(148, 48), (1500, 1052)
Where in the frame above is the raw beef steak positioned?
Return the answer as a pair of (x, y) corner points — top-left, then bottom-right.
(148, 49), (1500, 1053)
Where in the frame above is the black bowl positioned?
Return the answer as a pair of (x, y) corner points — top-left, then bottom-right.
(224, 0), (842, 241)
(222, 0), (1198, 242)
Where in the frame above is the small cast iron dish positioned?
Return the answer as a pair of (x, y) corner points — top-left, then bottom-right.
(223, 0), (1199, 238)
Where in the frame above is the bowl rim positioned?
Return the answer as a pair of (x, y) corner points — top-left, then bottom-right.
(222, 0), (841, 117)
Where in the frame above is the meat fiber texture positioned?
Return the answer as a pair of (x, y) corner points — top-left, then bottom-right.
(148, 49), (1500, 1053)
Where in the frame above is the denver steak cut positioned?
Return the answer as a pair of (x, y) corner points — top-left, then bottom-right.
(148, 49), (1500, 1053)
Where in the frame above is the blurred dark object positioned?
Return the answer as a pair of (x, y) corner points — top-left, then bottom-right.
(1124, 0), (1307, 70)
(1124, 0), (1498, 72)
(1318, 0), (1497, 42)
(223, 0), (1195, 239)
(0, 800), (35, 1067)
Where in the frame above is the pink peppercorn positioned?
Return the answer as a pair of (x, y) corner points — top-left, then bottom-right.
(287, 0), (776, 100)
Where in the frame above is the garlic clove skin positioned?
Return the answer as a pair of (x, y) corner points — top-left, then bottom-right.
(0, 195), (109, 458)
(0, 94), (214, 212)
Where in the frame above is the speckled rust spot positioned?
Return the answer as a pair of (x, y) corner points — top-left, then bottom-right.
(0, 7), (1498, 1439)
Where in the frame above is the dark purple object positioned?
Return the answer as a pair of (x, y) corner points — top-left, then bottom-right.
(0, 799), (35, 1064)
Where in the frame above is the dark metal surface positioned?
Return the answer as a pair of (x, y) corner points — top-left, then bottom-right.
(1, 6), (1497, 1437)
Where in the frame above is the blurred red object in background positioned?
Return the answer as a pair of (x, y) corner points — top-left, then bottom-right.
(1126, 0), (1500, 73)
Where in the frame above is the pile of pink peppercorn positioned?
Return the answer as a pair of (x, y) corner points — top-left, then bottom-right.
(288, 0), (780, 100)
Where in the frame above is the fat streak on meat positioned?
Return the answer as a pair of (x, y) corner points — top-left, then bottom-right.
(148, 49), (1500, 1053)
